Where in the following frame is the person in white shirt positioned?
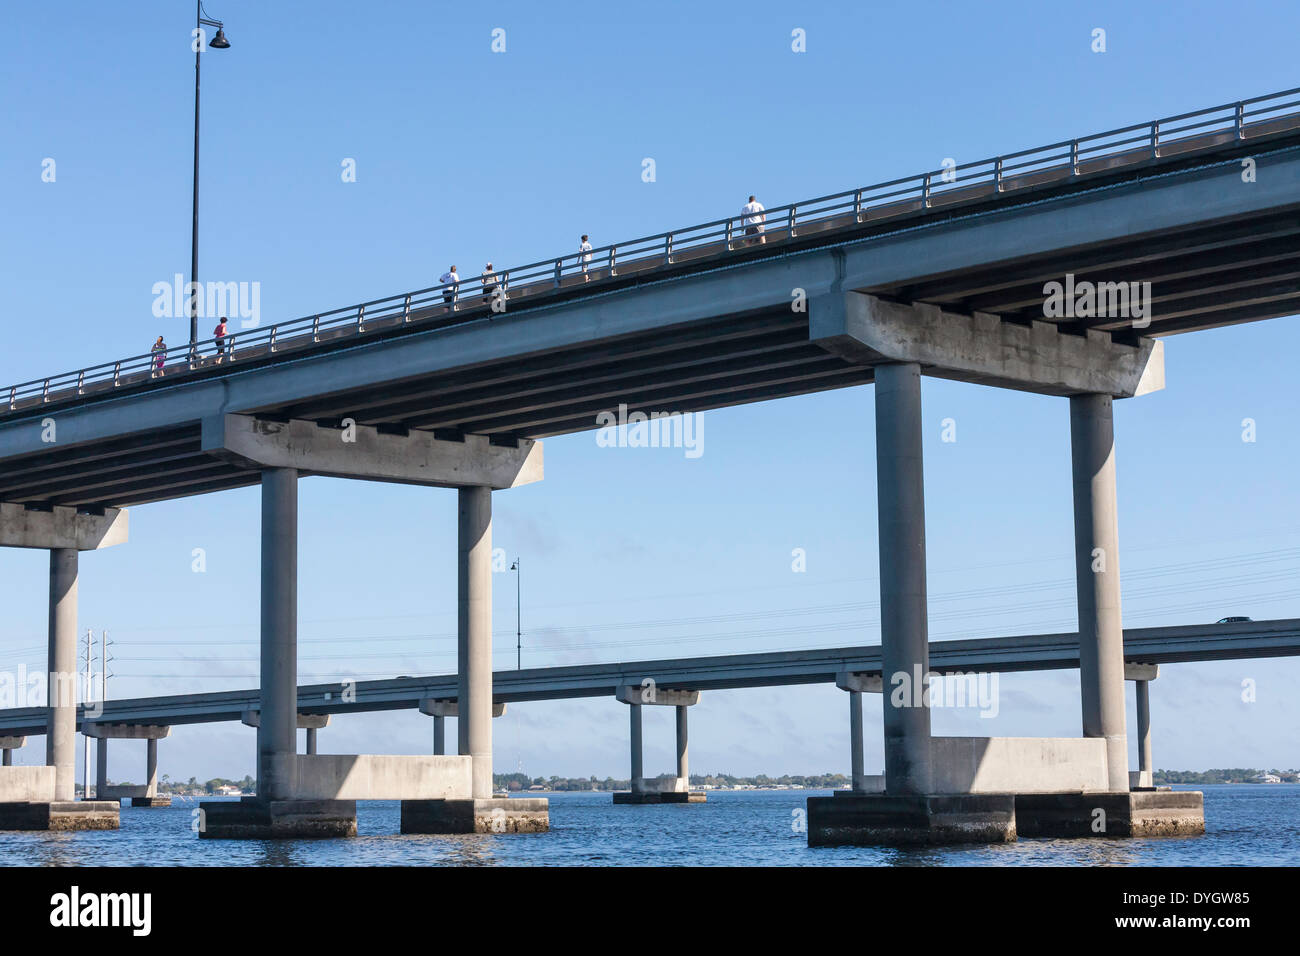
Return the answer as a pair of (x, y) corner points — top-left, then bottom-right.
(741, 195), (766, 245)
(579, 235), (593, 280)
(439, 266), (460, 307)
(481, 262), (500, 305)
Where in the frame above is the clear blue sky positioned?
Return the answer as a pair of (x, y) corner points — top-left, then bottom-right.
(1, 0), (1297, 783)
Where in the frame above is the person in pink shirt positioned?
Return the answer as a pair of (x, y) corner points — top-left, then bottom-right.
(213, 317), (229, 364)
(151, 336), (167, 378)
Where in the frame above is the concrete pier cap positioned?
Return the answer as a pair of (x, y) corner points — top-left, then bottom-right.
(418, 699), (507, 718)
(0, 503), (128, 551)
(83, 724), (170, 740)
(835, 672), (883, 694)
(810, 292), (1165, 398)
(240, 710), (330, 730)
(202, 414), (542, 490)
(614, 685), (700, 707)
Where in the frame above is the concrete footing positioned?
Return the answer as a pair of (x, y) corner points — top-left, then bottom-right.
(612, 790), (707, 804)
(198, 799), (357, 839)
(0, 801), (120, 831)
(807, 793), (1016, 846)
(400, 797), (549, 833)
(1015, 790), (1204, 838)
(131, 796), (172, 808)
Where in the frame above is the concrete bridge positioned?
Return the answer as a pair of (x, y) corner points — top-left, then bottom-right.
(3, 86), (1299, 840)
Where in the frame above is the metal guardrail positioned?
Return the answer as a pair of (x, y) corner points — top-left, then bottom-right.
(6, 87), (1300, 418)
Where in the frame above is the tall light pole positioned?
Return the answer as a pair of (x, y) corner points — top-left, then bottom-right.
(191, 2), (231, 356)
(510, 558), (521, 669)
(82, 629), (93, 798)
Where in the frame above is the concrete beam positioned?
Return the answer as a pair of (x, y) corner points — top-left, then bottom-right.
(0, 736), (25, 750)
(241, 709), (330, 730)
(1124, 662), (1159, 681)
(202, 415), (543, 490)
(811, 293), (1165, 398)
(418, 699), (506, 718)
(291, 754), (472, 801)
(82, 724), (171, 740)
(0, 503), (127, 551)
(615, 686), (701, 707)
(835, 672), (883, 693)
(0, 766), (56, 802)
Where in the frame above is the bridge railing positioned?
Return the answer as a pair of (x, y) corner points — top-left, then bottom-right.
(7, 86), (1300, 417)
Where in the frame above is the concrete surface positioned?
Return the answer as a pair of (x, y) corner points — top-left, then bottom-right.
(289, 754), (472, 801)
(814, 294), (1165, 398)
(928, 736), (1109, 793)
(204, 415), (543, 490)
(198, 799), (357, 839)
(0, 766), (56, 802)
(400, 797), (549, 834)
(0, 800), (119, 831)
(808, 793), (1017, 846)
(1071, 393), (1130, 792)
(1015, 790), (1204, 838)
(0, 503), (128, 551)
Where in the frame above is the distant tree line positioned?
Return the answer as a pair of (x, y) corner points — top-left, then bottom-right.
(1154, 768), (1300, 784)
(493, 772), (850, 791)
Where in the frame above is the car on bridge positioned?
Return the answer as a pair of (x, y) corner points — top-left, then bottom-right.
(1216, 616), (1253, 624)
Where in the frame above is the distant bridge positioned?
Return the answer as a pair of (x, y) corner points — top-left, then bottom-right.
(0, 618), (1292, 736)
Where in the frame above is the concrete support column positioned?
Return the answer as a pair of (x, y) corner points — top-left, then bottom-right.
(96, 737), (108, 797)
(458, 485), (493, 800)
(1, 750), (10, 767)
(305, 727), (317, 756)
(259, 467), (299, 801)
(1136, 680), (1152, 777)
(47, 548), (78, 801)
(1069, 393), (1129, 792)
(433, 715), (445, 756)
(849, 690), (865, 791)
(146, 738), (159, 796)
(675, 705), (688, 783)
(874, 362), (932, 795)
(629, 703), (643, 785)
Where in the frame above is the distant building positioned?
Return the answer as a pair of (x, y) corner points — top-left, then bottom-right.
(1254, 773), (1282, 784)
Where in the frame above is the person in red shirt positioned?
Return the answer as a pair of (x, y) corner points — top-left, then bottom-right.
(213, 317), (229, 364)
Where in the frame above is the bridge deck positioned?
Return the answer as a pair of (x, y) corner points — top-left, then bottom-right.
(4, 93), (1300, 509)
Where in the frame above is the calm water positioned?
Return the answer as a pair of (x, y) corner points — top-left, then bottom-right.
(1, 785), (1295, 866)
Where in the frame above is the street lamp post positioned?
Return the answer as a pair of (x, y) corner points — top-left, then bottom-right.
(191, 2), (231, 358)
(510, 558), (521, 669)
